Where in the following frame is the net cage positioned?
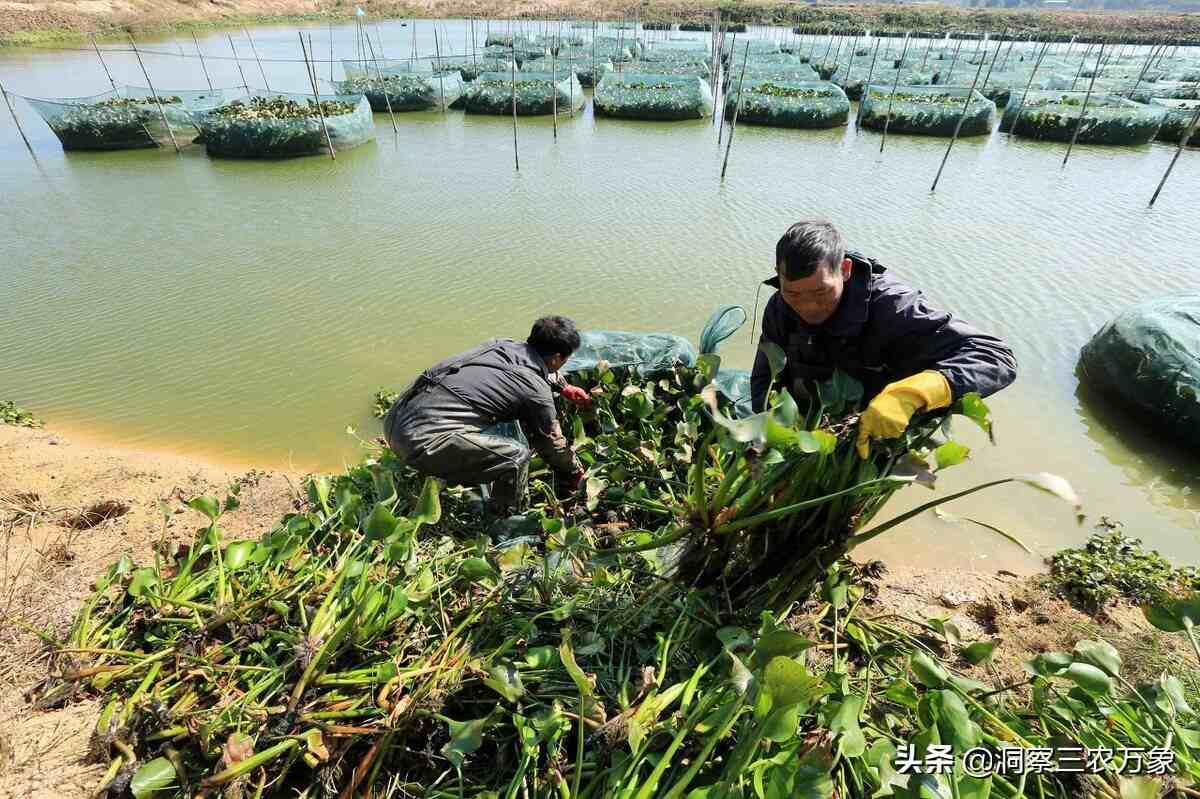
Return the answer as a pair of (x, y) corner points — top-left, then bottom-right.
(551, 54), (615, 87)
(463, 71), (586, 115)
(341, 59), (433, 77)
(722, 39), (782, 62)
(191, 92), (375, 158)
(435, 57), (518, 82)
(859, 85), (996, 136)
(725, 64), (820, 92)
(23, 85), (238, 150)
(1150, 98), (1200, 143)
(726, 79), (851, 129)
(594, 73), (715, 120)
(999, 90), (1167, 145)
(625, 59), (711, 78)
(831, 67), (937, 100)
(483, 44), (549, 67)
(333, 71), (463, 111)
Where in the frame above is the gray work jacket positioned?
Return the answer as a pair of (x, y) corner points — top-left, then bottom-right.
(387, 339), (581, 475)
(750, 253), (1018, 412)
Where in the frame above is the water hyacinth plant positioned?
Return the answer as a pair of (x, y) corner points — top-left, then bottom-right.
(192, 94), (375, 158)
(25, 358), (1127, 799)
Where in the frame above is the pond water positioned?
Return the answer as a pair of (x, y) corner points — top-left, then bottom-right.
(1, 20), (1198, 572)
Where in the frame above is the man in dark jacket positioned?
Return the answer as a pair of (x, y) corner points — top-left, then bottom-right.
(750, 220), (1017, 457)
(384, 316), (591, 514)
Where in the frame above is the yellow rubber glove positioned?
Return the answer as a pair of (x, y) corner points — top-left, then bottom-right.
(855, 371), (953, 458)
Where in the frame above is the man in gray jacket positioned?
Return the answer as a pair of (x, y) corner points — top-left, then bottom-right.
(384, 316), (591, 514)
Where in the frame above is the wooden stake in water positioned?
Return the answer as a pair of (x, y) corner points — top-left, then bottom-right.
(717, 32), (737, 146)
(511, 44), (519, 172)
(128, 36), (181, 154)
(855, 37), (882, 133)
(227, 35), (251, 93)
(1125, 41), (1162, 101)
(244, 27), (271, 92)
(0, 81), (36, 158)
(191, 32), (214, 91)
(89, 34), (119, 92)
(299, 34), (335, 160)
(329, 20), (335, 83)
(1063, 42), (1106, 168)
(364, 25), (398, 132)
(930, 34), (1002, 193)
(878, 33), (911, 153)
(720, 41), (750, 182)
(471, 18), (477, 71)
(944, 36), (963, 84)
(551, 47), (558, 138)
(433, 28), (447, 111)
(1006, 41), (1049, 137)
(1149, 103), (1199, 207)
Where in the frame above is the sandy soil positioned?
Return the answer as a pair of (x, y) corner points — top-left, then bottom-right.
(0, 422), (1189, 798)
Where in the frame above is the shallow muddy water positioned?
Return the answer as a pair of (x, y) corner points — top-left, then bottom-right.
(1, 20), (1198, 570)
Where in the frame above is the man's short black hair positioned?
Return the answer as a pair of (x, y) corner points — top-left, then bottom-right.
(528, 316), (581, 359)
(776, 220), (846, 280)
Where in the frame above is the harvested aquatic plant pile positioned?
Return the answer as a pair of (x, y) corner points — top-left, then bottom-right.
(212, 97), (359, 121)
(31, 359), (1200, 799)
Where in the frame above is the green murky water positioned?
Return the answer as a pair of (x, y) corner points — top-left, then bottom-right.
(1, 21), (1198, 571)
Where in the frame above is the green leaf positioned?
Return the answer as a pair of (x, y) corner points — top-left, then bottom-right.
(959, 775), (992, 799)
(523, 646), (559, 669)
(955, 393), (993, 443)
(482, 661), (525, 703)
(792, 742), (835, 799)
(728, 651), (755, 697)
(755, 630), (818, 660)
(128, 568), (158, 599)
(559, 631), (595, 697)
(933, 441), (970, 470)
(884, 679), (920, 709)
(817, 370), (864, 415)
(1025, 651), (1072, 677)
(412, 477), (442, 526)
(1161, 674), (1193, 716)
(829, 695), (866, 757)
(764, 657), (825, 709)
(1064, 662), (1111, 695)
(442, 714), (493, 769)
(760, 340), (787, 382)
(363, 502), (398, 543)
(187, 495), (220, 522)
(223, 540), (255, 571)
(130, 757), (176, 798)
(717, 626), (753, 652)
(910, 650), (948, 688)
(762, 703), (802, 742)
(1073, 639), (1122, 677)
(1143, 601), (1186, 633)
(961, 640), (998, 665)
(459, 558), (499, 584)
(697, 352), (722, 382)
(932, 690), (980, 750)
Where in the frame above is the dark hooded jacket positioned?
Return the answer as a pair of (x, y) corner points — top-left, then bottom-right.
(750, 252), (1017, 412)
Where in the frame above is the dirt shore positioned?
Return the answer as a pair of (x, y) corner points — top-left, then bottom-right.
(2, 0), (1199, 46)
(0, 421), (1189, 798)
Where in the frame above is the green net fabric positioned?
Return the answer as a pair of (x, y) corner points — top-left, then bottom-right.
(726, 80), (850, 129)
(1151, 98), (1200, 143)
(333, 72), (463, 111)
(859, 85), (996, 137)
(464, 72), (586, 115)
(191, 93), (375, 158)
(553, 50), (615, 86)
(594, 73), (714, 120)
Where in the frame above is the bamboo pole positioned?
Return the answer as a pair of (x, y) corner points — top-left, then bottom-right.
(1071, 41), (1095, 91)
(89, 35), (119, 92)
(1125, 41), (1162, 101)
(720, 41), (750, 182)
(0, 82), (36, 158)
(330, 20), (335, 83)
(244, 27), (271, 92)
(855, 37), (882, 133)
(364, 25), (397, 132)
(1149, 103), (1200, 207)
(227, 35), (251, 94)
(191, 32), (214, 92)
(433, 28), (447, 111)
(128, 36), (181, 154)
(1063, 42), (1106, 168)
(717, 32), (737, 146)
(510, 42), (519, 172)
(945, 36), (963, 84)
(471, 18), (477, 72)
(299, 33), (335, 160)
(551, 44), (558, 138)
(1006, 40), (1049, 138)
(878, 33), (911, 153)
(930, 34), (1001, 193)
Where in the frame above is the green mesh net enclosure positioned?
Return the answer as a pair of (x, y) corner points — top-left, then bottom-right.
(832, 67), (937, 100)
(859, 85), (996, 137)
(464, 71), (585, 115)
(1151, 98), (1200, 143)
(1000, 90), (1167, 145)
(192, 93), (376, 158)
(626, 59), (711, 77)
(594, 73), (715, 121)
(341, 59), (432, 77)
(726, 80), (850, 128)
(24, 86), (237, 151)
(648, 40), (711, 57)
(722, 39), (781, 61)
(591, 36), (637, 62)
(334, 72), (463, 111)
(726, 64), (820, 92)
(483, 44), (549, 67)
(434, 57), (517, 82)
(551, 52), (615, 87)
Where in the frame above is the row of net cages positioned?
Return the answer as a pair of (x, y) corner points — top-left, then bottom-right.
(999, 90), (1169, 145)
(725, 80), (851, 128)
(592, 73), (714, 120)
(463, 71), (586, 115)
(858, 85), (997, 137)
(22, 85), (238, 150)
